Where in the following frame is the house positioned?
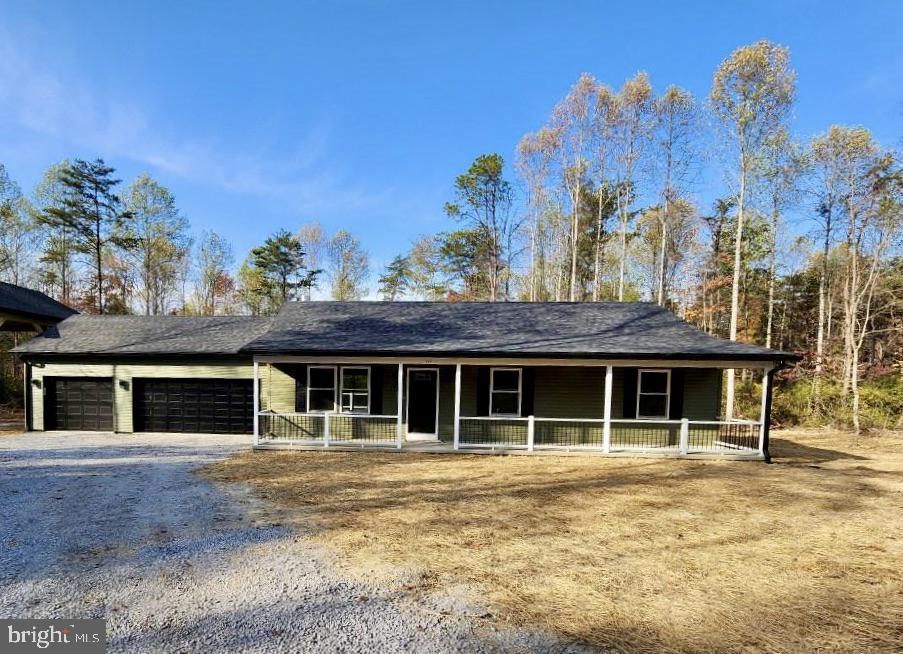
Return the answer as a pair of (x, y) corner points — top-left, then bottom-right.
(13, 301), (798, 460)
(1, 282), (78, 430)
(0, 282), (77, 332)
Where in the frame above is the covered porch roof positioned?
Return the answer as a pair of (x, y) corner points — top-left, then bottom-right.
(242, 301), (797, 365)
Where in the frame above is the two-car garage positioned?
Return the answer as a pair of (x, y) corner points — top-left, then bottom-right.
(42, 377), (253, 434)
(133, 378), (253, 434)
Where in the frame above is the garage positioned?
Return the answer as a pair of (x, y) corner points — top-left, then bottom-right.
(133, 378), (253, 434)
(44, 377), (115, 431)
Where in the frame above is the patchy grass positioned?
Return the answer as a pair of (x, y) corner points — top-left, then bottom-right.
(203, 430), (903, 653)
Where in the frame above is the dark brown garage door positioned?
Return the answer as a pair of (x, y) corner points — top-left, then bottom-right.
(45, 377), (114, 431)
(133, 379), (253, 434)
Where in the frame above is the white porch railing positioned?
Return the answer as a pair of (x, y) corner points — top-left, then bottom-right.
(458, 416), (761, 456)
(257, 411), (400, 448)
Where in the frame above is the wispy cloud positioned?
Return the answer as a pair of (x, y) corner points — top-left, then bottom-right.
(0, 34), (389, 213)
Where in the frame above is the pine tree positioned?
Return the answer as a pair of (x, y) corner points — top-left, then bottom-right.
(38, 159), (134, 313)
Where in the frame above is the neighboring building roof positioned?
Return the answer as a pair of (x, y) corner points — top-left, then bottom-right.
(13, 301), (797, 362)
(241, 301), (796, 362)
(0, 282), (78, 327)
(13, 315), (271, 356)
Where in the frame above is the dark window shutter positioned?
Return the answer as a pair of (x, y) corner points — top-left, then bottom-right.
(520, 367), (535, 417)
(370, 365), (383, 415)
(294, 364), (308, 413)
(622, 368), (638, 419)
(476, 367), (490, 416)
(669, 369), (684, 420)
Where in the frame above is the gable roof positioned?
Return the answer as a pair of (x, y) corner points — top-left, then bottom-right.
(13, 315), (271, 356)
(0, 282), (78, 324)
(13, 302), (797, 362)
(241, 301), (795, 362)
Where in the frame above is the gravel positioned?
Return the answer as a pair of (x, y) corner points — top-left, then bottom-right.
(0, 432), (585, 653)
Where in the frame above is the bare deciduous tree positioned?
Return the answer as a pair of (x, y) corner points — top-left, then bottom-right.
(710, 40), (795, 418)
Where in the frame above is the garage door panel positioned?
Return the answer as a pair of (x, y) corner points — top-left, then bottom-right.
(46, 378), (114, 431)
(133, 378), (252, 434)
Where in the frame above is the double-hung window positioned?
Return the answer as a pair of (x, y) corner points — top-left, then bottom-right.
(307, 366), (337, 412)
(490, 368), (521, 416)
(636, 369), (671, 420)
(340, 367), (370, 414)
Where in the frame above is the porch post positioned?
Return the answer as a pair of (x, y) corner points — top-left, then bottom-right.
(453, 363), (461, 450)
(396, 363), (404, 449)
(758, 366), (772, 458)
(22, 362), (29, 432)
(679, 418), (689, 455)
(602, 365), (613, 453)
(252, 360), (260, 446)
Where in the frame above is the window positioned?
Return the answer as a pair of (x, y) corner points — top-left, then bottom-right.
(307, 366), (336, 412)
(490, 368), (521, 416)
(636, 369), (671, 419)
(340, 367), (370, 414)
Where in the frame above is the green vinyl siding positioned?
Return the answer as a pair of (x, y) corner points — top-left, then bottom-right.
(533, 366), (605, 419)
(28, 357), (724, 437)
(28, 357), (253, 432)
(262, 364), (297, 413)
(681, 368), (722, 420)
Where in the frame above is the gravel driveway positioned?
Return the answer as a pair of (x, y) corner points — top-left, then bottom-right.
(0, 431), (577, 653)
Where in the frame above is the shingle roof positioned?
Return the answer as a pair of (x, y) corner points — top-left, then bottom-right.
(13, 302), (797, 361)
(241, 301), (795, 361)
(0, 282), (77, 322)
(13, 315), (271, 355)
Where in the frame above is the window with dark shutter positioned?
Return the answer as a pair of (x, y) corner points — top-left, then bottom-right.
(636, 369), (671, 420)
(307, 366), (336, 412)
(490, 368), (522, 416)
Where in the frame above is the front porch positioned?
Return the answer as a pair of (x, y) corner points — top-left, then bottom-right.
(252, 357), (773, 460)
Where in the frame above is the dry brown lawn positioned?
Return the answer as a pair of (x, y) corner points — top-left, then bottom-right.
(203, 430), (903, 653)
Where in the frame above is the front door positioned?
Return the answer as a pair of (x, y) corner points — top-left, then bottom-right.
(407, 368), (438, 439)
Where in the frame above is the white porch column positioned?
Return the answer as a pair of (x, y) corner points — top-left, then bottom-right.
(22, 362), (28, 432)
(453, 363), (462, 450)
(602, 365), (613, 453)
(758, 366), (772, 455)
(679, 418), (689, 455)
(396, 363), (404, 449)
(252, 360), (260, 446)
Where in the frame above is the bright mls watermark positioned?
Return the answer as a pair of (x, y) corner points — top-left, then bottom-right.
(0, 620), (105, 653)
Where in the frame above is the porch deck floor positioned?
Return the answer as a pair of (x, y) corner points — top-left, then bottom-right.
(254, 438), (763, 460)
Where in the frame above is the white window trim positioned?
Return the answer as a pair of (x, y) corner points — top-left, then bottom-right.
(339, 365), (371, 415)
(307, 365), (337, 413)
(489, 367), (522, 417)
(636, 368), (671, 420)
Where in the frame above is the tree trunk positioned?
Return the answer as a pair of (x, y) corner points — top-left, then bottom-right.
(569, 188), (579, 302)
(851, 341), (861, 433)
(725, 168), (746, 420)
(529, 218), (537, 302)
(617, 189), (628, 301)
(813, 208), (831, 406)
(657, 215), (667, 306)
(765, 207), (778, 349)
(592, 189), (604, 302)
(95, 217), (104, 314)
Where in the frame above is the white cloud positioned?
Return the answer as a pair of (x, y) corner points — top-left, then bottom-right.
(0, 34), (389, 213)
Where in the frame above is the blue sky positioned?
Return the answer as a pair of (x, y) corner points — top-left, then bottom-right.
(1, 1), (900, 290)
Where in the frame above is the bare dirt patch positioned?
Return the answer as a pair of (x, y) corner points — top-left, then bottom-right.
(203, 430), (903, 653)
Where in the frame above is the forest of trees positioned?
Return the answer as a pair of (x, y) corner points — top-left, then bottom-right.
(2, 40), (901, 430)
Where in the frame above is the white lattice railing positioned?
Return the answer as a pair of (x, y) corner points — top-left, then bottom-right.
(257, 411), (400, 448)
(456, 416), (761, 455)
